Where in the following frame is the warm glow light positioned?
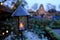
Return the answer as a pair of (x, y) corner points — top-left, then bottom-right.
(2, 32), (5, 35)
(6, 30), (8, 33)
(1, 3), (3, 5)
(19, 22), (24, 28)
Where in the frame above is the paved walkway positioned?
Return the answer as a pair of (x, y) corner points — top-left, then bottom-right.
(23, 30), (48, 40)
(4, 30), (48, 40)
(23, 30), (41, 40)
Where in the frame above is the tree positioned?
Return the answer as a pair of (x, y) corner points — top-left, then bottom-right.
(48, 9), (56, 13)
(47, 3), (56, 13)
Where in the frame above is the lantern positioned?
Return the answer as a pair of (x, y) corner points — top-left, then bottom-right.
(11, 5), (30, 40)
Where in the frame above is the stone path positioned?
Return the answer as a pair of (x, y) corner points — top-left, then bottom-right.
(4, 30), (49, 40)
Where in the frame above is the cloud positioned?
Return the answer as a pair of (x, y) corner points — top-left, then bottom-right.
(25, 0), (60, 11)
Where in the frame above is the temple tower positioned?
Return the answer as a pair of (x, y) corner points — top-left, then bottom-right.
(38, 4), (46, 15)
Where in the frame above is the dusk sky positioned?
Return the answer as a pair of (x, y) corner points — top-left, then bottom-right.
(0, 0), (60, 11)
(25, 0), (60, 11)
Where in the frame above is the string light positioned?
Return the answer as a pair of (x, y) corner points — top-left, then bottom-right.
(6, 30), (9, 33)
(0, 3), (3, 5)
(2, 32), (5, 35)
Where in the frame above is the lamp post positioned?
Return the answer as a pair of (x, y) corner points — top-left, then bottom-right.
(11, 5), (30, 40)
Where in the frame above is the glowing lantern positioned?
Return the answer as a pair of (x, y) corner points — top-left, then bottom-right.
(11, 5), (30, 40)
